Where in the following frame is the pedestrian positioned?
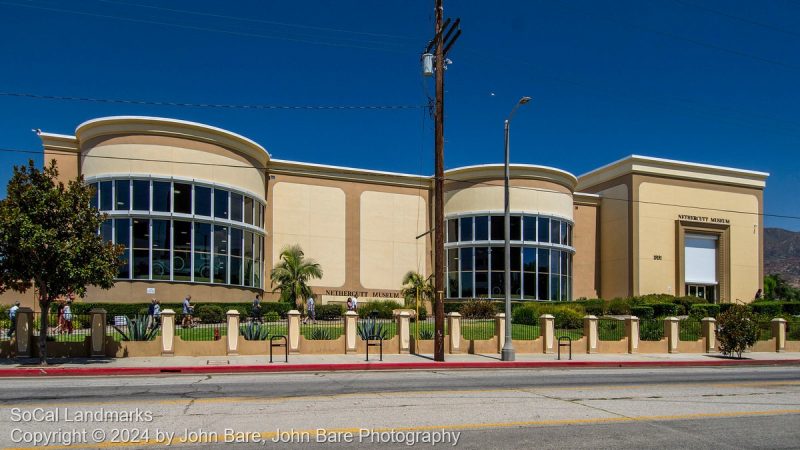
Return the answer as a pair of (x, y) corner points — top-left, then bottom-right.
(346, 297), (354, 312)
(351, 295), (359, 312)
(63, 300), (73, 335)
(55, 299), (65, 334)
(252, 294), (262, 323)
(182, 295), (193, 328)
(151, 299), (161, 329)
(304, 295), (316, 324)
(148, 298), (156, 317)
(6, 301), (20, 338)
(754, 289), (763, 300)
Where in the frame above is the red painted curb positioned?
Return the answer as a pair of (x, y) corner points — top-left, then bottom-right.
(1, 359), (798, 377)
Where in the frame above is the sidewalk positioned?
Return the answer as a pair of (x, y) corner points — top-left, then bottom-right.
(1, 352), (799, 377)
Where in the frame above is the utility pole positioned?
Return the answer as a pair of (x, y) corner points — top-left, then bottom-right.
(424, 0), (459, 362)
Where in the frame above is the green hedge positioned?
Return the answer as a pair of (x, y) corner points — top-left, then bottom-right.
(689, 303), (720, 319)
(51, 302), (292, 319)
(195, 305), (225, 323)
(607, 298), (632, 315)
(750, 301), (783, 317)
(781, 302), (800, 315)
(630, 306), (654, 319)
(316, 304), (345, 320)
(649, 302), (678, 318)
(357, 301), (403, 319)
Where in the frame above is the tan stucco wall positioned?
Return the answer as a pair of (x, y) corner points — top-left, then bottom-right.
(596, 184), (631, 299)
(44, 150), (79, 184)
(573, 203), (600, 299)
(637, 179), (761, 302)
(83, 281), (261, 304)
(444, 183), (573, 220)
(271, 182), (346, 288)
(360, 191), (427, 290)
(80, 135), (266, 200)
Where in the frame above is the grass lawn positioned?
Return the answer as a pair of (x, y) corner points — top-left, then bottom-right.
(177, 325), (227, 341)
(554, 329), (584, 340)
(511, 323), (541, 340)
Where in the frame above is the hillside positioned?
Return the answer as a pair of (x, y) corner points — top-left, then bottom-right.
(764, 228), (800, 287)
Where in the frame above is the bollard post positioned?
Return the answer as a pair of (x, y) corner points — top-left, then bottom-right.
(287, 310), (301, 354)
(541, 314), (555, 354)
(772, 318), (787, 353)
(14, 307), (33, 358)
(226, 310), (240, 355)
(90, 309), (107, 358)
(584, 315), (598, 354)
(397, 311), (410, 354)
(160, 309), (175, 356)
(625, 316), (639, 354)
(701, 317), (716, 352)
(495, 313), (506, 353)
(665, 316), (679, 353)
(447, 312), (461, 354)
(343, 311), (358, 354)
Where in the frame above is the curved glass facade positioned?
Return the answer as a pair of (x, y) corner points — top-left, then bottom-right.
(445, 214), (574, 301)
(91, 177), (265, 289)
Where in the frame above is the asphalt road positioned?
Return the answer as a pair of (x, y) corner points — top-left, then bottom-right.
(0, 366), (798, 449)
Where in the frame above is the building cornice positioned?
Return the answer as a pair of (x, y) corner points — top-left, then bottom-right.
(444, 164), (578, 192)
(268, 159), (432, 189)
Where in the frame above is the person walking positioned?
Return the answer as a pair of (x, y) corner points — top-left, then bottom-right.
(151, 299), (161, 329)
(182, 295), (193, 328)
(55, 300), (65, 334)
(252, 294), (262, 323)
(351, 295), (359, 312)
(63, 300), (73, 335)
(6, 301), (20, 338)
(304, 296), (316, 324)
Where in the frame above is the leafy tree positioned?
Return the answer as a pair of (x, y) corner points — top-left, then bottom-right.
(400, 271), (433, 309)
(269, 245), (322, 309)
(0, 160), (123, 364)
(764, 274), (800, 301)
(717, 304), (759, 359)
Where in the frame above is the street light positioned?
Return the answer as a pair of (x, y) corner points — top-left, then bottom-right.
(501, 96), (532, 362)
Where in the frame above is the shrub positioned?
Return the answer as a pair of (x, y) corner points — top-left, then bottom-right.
(581, 299), (606, 316)
(316, 304), (345, 320)
(240, 322), (270, 340)
(444, 302), (465, 314)
(195, 305), (224, 323)
(308, 327), (334, 340)
(639, 319), (664, 341)
(717, 304), (759, 358)
(781, 302), (800, 316)
(750, 301), (782, 318)
(418, 328), (434, 339)
(689, 303), (720, 319)
(357, 317), (389, 340)
(261, 302), (292, 318)
(673, 296), (706, 315)
(637, 293), (675, 304)
(512, 304), (539, 326)
(649, 302), (678, 318)
(459, 300), (497, 319)
(263, 311), (280, 322)
(608, 298), (631, 315)
(552, 308), (583, 329)
(630, 306), (654, 319)
(357, 301), (402, 319)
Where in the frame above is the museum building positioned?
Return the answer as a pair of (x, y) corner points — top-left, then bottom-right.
(16, 116), (768, 306)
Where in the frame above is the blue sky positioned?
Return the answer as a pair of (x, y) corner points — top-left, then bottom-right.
(0, 0), (798, 230)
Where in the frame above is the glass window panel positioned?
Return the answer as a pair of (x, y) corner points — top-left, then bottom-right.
(254, 261), (262, 288)
(538, 248), (549, 274)
(510, 247), (521, 271)
(447, 219), (458, 243)
(538, 217), (550, 243)
(461, 271), (473, 298)
(448, 272), (458, 298)
(538, 274), (549, 300)
(523, 216), (536, 242)
(100, 219), (113, 242)
(194, 222), (211, 253)
(99, 181), (112, 210)
(475, 272), (488, 297)
(244, 197), (254, 225)
(523, 248), (536, 272)
(254, 203), (262, 228)
(561, 251), (568, 275)
(551, 219), (560, 245)
(230, 257), (242, 285)
(152, 250), (170, 280)
(460, 217), (473, 241)
(511, 272), (521, 298)
(132, 180), (149, 211)
(230, 193), (243, 222)
(152, 181), (171, 212)
(213, 225), (228, 254)
(490, 247), (504, 271)
(118, 250), (130, 279)
(561, 222), (568, 245)
(195, 186), (211, 216)
(562, 276), (569, 301)
(114, 180), (129, 210)
(243, 258), (254, 287)
(132, 219), (149, 249)
(213, 254), (228, 284)
(173, 182), (192, 214)
(447, 248), (458, 273)
(551, 274), (560, 301)
(523, 273), (536, 299)
(491, 272), (504, 297)
(173, 250), (191, 281)
(214, 189), (229, 219)
(460, 247), (473, 271)
(174, 220), (191, 251)
(244, 232), (253, 258)
(551, 250), (560, 277)
(90, 183), (98, 209)
(114, 219), (129, 248)
(475, 247), (488, 271)
(255, 235), (262, 262)
(194, 252), (211, 283)
(510, 216), (521, 240)
(490, 216), (504, 241)
(151, 219), (170, 251)
(475, 216), (489, 240)
(133, 249), (149, 279)
(230, 228), (243, 257)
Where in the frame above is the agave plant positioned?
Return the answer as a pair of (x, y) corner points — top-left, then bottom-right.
(240, 322), (270, 341)
(308, 327), (334, 340)
(417, 328), (435, 340)
(357, 316), (389, 340)
(114, 315), (159, 341)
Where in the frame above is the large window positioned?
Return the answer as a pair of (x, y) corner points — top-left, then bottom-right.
(93, 177), (265, 288)
(445, 213), (574, 301)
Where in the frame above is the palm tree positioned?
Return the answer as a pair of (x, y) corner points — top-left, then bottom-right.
(270, 245), (323, 309)
(400, 271), (433, 309)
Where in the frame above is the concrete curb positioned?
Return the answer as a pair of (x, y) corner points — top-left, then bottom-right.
(1, 359), (799, 377)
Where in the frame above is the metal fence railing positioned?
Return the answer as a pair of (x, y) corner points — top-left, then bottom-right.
(787, 320), (800, 341)
(756, 321), (773, 341)
(107, 315), (161, 342)
(177, 314), (227, 341)
(301, 317), (345, 340)
(511, 321), (541, 340)
(240, 316), (288, 340)
(32, 313), (92, 342)
(679, 319), (702, 341)
(598, 318), (625, 341)
(554, 325), (584, 340)
(460, 317), (495, 340)
(411, 317), (442, 340)
(639, 319), (664, 341)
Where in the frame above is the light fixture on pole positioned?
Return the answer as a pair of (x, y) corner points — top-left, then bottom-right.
(501, 96), (531, 362)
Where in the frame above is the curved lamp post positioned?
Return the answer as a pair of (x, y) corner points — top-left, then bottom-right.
(501, 96), (532, 362)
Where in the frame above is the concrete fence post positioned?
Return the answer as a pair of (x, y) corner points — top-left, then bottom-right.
(287, 310), (301, 354)
(495, 313), (506, 353)
(541, 314), (555, 354)
(160, 309), (175, 356)
(90, 309), (107, 358)
(772, 318), (787, 353)
(343, 311), (358, 354)
(625, 316), (639, 354)
(398, 311), (410, 354)
(584, 315), (598, 354)
(447, 312), (461, 354)
(665, 316), (679, 353)
(226, 310), (240, 355)
(15, 307), (33, 358)
(701, 317), (716, 352)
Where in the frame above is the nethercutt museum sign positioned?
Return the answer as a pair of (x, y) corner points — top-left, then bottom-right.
(678, 214), (730, 224)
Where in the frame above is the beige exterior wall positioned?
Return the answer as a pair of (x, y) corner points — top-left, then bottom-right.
(444, 184), (573, 221)
(83, 281), (260, 304)
(572, 201), (600, 299)
(359, 191), (427, 290)
(637, 178), (761, 302)
(596, 183), (631, 299)
(44, 150), (79, 183)
(271, 182), (347, 288)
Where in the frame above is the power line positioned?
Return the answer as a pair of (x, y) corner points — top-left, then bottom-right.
(670, 0), (800, 38)
(3, 146), (796, 221)
(0, 92), (425, 110)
